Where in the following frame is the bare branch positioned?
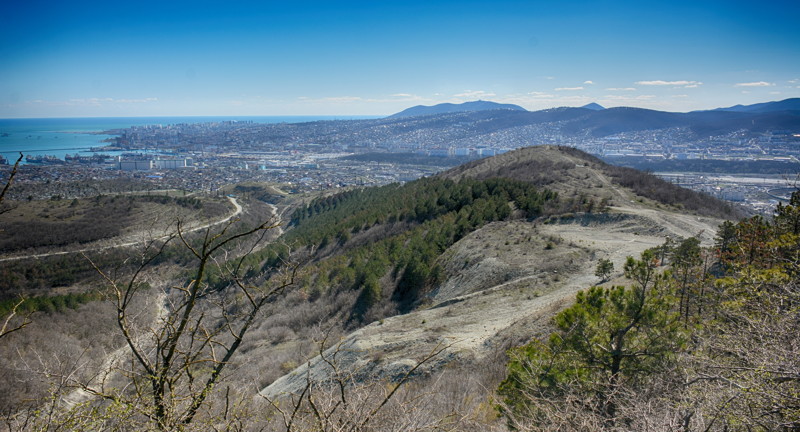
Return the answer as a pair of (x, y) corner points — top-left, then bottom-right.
(0, 152), (23, 210)
(0, 296), (32, 340)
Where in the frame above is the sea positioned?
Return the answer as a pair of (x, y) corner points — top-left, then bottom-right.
(0, 116), (378, 164)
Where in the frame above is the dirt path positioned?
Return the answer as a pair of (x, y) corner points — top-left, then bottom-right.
(0, 196), (243, 263)
(60, 199), (279, 408)
(261, 203), (722, 398)
(265, 203), (284, 237)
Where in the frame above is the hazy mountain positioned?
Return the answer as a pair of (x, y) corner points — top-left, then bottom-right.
(389, 100), (526, 118)
(712, 97), (800, 113)
(377, 99), (800, 141)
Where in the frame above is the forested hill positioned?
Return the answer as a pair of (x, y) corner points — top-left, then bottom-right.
(239, 145), (737, 329)
(1, 143), (756, 430)
(248, 175), (561, 317)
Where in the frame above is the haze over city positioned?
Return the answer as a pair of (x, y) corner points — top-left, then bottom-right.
(2, 0), (799, 118)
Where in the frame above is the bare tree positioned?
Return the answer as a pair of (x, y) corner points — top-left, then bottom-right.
(265, 330), (457, 432)
(0, 153), (31, 340)
(0, 152), (23, 213)
(76, 215), (298, 431)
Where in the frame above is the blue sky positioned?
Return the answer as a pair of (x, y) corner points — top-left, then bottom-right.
(1, 0), (798, 117)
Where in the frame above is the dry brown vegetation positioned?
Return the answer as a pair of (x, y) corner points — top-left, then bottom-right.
(444, 145), (742, 220)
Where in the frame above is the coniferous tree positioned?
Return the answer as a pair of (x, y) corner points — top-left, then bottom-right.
(594, 258), (614, 282)
(499, 251), (685, 428)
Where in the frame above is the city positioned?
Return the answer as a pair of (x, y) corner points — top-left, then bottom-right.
(4, 109), (799, 214)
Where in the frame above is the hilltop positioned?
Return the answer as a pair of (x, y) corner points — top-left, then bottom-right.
(443, 145), (742, 219)
(581, 102), (605, 110)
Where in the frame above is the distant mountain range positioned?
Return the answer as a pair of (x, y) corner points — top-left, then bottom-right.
(382, 98), (800, 138)
(392, 98), (799, 118)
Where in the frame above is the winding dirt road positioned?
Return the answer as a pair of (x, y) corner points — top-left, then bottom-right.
(0, 196), (243, 263)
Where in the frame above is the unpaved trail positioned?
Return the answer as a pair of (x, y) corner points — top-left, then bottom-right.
(59, 199), (281, 408)
(265, 203), (283, 237)
(0, 196), (243, 263)
(260, 146), (732, 398)
(261, 203), (723, 398)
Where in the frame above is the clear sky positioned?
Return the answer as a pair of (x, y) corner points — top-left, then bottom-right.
(2, 0), (799, 118)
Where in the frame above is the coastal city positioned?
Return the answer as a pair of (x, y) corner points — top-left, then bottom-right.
(2, 113), (799, 215)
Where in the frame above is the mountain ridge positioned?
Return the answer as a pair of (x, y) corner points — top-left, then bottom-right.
(710, 97), (800, 113)
(388, 100), (527, 118)
(260, 145), (737, 399)
(379, 98), (800, 139)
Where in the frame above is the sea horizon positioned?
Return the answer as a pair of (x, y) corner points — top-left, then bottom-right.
(0, 115), (382, 164)
(0, 115), (383, 122)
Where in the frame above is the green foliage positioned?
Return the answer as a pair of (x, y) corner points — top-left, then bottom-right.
(246, 177), (558, 321)
(394, 258), (430, 310)
(717, 215), (776, 270)
(714, 220), (737, 257)
(0, 291), (103, 316)
(672, 236), (701, 268)
(670, 236), (704, 322)
(287, 177), (556, 247)
(594, 258), (614, 281)
(499, 192), (800, 430)
(775, 190), (800, 236)
(352, 275), (382, 319)
(688, 192), (800, 430)
(499, 251), (685, 426)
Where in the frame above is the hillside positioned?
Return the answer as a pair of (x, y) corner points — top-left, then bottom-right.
(0, 145), (753, 430)
(372, 98), (800, 145)
(259, 146), (734, 398)
(284, 99), (800, 155)
(0, 193), (238, 299)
